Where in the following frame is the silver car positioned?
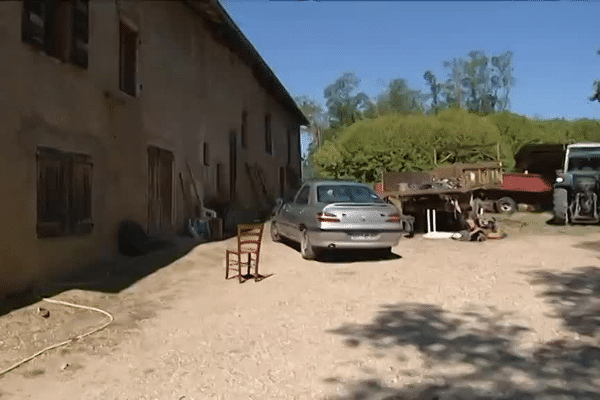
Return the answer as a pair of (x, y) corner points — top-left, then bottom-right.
(270, 180), (413, 259)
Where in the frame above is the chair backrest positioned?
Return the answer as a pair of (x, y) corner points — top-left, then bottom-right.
(237, 223), (264, 254)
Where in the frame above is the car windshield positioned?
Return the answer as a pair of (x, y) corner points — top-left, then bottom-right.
(567, 147), (600, 172)
(317, 184), (384, 204)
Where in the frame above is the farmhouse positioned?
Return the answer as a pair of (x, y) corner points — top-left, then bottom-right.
(0, 0), (307, 296)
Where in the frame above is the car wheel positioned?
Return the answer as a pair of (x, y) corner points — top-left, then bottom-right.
(496, 197), (517, 214)
(300, 229), (318, 260)
(270, 221), (281, 242)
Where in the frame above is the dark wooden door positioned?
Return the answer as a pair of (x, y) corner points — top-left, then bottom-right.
(148, 146), (173, 234)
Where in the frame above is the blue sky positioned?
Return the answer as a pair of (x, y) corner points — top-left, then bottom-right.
(222, 0), (600, 152)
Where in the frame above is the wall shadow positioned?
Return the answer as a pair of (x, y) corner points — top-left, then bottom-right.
(0, 235), (209, 318)
(325, 299), (600, 399)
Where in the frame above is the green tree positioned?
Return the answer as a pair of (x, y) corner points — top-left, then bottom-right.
(323, 72), (372, 129)
(442, 57), (468, 108)
(423, 70), (442, 114)
(294, 96), (328, 149)
(590, 50), (600, 104)
(490, 50), (515, 111)
(370, 78), (424, 116)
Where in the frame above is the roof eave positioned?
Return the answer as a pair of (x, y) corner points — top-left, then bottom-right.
(183, 0), (309, 126)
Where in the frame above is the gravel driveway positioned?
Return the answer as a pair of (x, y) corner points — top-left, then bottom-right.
(2, 213), (600, 399)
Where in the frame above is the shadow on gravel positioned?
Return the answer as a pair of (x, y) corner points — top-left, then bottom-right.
(574, 241), (600, 253)
(0, 236), (204, 318)
(545, 216), (565, 226)
(528, 266), (600, 338)
(276, 239), (402, 263)
(323, 266), (600, 399)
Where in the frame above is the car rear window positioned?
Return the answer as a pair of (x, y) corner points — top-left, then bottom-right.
(317, 185), (384, 204)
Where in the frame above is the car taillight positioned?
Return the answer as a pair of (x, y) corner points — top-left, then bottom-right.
(386, 213), (400, 222)
(318, 212), (340, 222)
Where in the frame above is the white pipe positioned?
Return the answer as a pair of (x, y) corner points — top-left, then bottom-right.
(426, 209), (431, 233)
(433, 209), (437, 232)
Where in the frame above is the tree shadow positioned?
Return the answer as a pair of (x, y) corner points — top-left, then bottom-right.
(573, 241), (600, 253)
(0, 235), (207, 318)
(325, 299), (600, 399)
(528, 266), (600, 338)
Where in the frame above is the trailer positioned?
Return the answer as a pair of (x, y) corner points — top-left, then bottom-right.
(377, 162), (552, 233)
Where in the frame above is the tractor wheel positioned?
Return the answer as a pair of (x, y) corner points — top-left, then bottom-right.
(496, 197), (517, 214)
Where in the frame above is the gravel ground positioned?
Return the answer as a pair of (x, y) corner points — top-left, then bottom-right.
(2, 212), (600, 399)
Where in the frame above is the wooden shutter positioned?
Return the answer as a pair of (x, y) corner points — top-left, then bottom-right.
(22, 0), (48, 48)
(159, 149), (173, 229)
(71, 0), (89, 68)
(119, 20), (137, 96)
(71, 155), (93, 234)
(37, 149), (68, 237)
(147, 146), (159, 232)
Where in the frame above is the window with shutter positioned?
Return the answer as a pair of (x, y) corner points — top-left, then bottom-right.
(265, 114), (272, 154)
(21, 0), (89, 68)
(37, 150), (67, 237)
(241, 111), (248, 149)
(22, 0), (48, 48)
(37, 147), (93, 238)
(119, 20), (138, 97)
(71, 0), (89, 68)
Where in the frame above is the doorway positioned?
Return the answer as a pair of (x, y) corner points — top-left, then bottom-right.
(147, 146), (173, 234)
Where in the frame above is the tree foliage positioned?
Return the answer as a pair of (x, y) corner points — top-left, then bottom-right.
(590, 49), (600, 104)
(323, 72), (372, 129)
(311, 108), (600, 183)
(425, 50), (515, 113)
(302, 48), (600, 182)
(294, 95), (328, 149)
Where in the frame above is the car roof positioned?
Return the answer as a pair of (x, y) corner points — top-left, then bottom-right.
(305, 179), (368, 187)
(568, 142), (600, 148)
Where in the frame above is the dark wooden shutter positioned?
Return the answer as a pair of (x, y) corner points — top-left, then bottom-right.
(22, 0), (47, 48)
(147, 146), (159, 233)
(37, 149), (68, 237)
(119, 21), (137, 96)
(159, 149), (173, 229)
(71, 0), (89, 68)
(71, 155), (93, 234)
(43, 0), (58, 57)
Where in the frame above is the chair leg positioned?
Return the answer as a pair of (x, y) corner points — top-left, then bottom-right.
(225, 252), (229, 279)
(254, 255), (260, 282)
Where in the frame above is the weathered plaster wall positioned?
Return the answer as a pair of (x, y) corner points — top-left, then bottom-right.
(0, 0), (303, 297)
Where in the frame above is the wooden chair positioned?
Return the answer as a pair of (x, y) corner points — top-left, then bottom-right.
(226, 223), (265, 282)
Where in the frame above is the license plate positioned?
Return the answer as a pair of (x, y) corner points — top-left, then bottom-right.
(351, 233), (377, 240)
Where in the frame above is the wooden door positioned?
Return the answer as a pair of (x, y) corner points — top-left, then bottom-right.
(148, 146), (173, 234)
